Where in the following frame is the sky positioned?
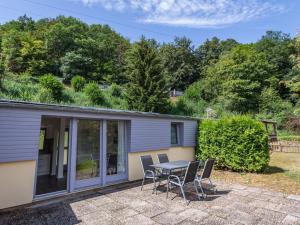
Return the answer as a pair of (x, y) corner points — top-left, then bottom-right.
(0, 0), (299, 47)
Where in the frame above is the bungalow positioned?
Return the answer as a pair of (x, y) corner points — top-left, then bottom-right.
(0, 100), (198, 209)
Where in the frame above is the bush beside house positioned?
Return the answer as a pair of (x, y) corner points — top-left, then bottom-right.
(197, 116), (269, 172)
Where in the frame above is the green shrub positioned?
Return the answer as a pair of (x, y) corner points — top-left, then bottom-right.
(110, 83), (123, 97)
(71, 75), (86, 92)
(38, 87), (54, 103)
(197, 115), (269, 172)
(83, 82), (105, 105)
(39, 74), (64, 101)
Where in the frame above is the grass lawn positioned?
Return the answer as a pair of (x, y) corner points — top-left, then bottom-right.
(212, 152), (300, 195)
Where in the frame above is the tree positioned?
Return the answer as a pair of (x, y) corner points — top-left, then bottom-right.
(60, 51), (95, 81)
(202, 45), (274, 113)
(255, 31), (296, 96)
(196, 37), (239, 78)
(160, 37), (198, 90)
(125, 37), (170, 113)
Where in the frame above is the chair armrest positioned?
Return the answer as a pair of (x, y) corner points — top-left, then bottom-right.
(168, 174), (181, 184)
(145, 170), (155, 177)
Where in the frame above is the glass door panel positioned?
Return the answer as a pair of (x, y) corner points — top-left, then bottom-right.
(107, 121), (126, 176)
(76, 120), (100, 180)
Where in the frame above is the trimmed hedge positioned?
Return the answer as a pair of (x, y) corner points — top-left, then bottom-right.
(197, 116), (269, 172)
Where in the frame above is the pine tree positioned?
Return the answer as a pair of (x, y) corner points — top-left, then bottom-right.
(125, 37), (170, 113)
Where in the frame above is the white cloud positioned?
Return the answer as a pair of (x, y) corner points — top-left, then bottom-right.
(77, 0), (285, 28)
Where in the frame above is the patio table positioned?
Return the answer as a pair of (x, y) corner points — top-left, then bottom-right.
(150, 160), (189, 171)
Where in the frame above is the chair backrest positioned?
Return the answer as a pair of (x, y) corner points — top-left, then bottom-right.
(157, 153), (169, 163)
(183, 161), (200, 184)
(140, 155), (154, 172)
(201, 158), (215, 179)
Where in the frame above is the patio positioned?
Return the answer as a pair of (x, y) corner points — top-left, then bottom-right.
(0, 180), (300, 225)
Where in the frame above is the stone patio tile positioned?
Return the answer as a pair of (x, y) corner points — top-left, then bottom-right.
(177, 219), (199, 225)
(177, 208), (209, 222)
(80, 210), (121, 225)
(110, 207), (139, 220)
(98, 200), (126, 212)
(261, 190), (287, 198)
(206, 205), (233, 219)
(227, 201), (257, 214)
(124, 214), (157, 225)
(228, 183), (247, 190)
(152, 211), (186, 225)
(253, 208), (287, 224)
(86, 195), (115, 207)
(281, 215), (300, 225)
(245, 186), (264, 194)
(249, 199), (282, 212)
(246, 192), (272, 201)
(287, 194), (300, 202)
(227, 209), (259, 225)
(137, 203), (167, 218)
(279, 205), (300, 218)
(125, 198), (150, 210)
(198, 215), (236, 225)
(69, 200), (99, 216)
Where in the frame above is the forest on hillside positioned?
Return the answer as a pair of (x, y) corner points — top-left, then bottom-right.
(1, 15), (300, 133)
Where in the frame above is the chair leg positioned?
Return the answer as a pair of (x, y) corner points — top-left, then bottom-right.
(166, 178), (170, 199)
(180, 186), (188, 204)
(152, 177), (156, 194)
(194, 181), (201, 200)
(198, 181), (206, 198)
(141, 176), (145, 191)
(208, 178), (216, 193)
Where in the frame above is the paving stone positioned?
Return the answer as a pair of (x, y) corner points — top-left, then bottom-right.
(227, 209), (259, 225)
(253, 208), (287, 224)
(1, 180), (299, 225)
(199, 215), (236, 225)
(281, 215), (300, 225)
(210, 205), (236, 219)
(87, 195), (115, 207)
(137, 203), (167, 218)
(178, 208), (209, 222)
(287, 195), (300, 202)
(152, 211), (186, 225)
(279, 205), (300, 218)
(227, 201), (257, 214)
(80, 210), (121, 225)
(124, 214), (157, 225)
(110, 207), (139, 221)
(69, 200), (98, 216)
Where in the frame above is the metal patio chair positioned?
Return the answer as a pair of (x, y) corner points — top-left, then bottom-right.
(195, 158), (216, 197)
(166, 161), (201, 204)
(157, 153), (169, 163)
(140, 155), (161, 194)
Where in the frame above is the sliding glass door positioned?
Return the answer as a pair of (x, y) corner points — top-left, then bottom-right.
(72, 119), (127, 189)
(76, 120), (100, 186)
(106, 121), (127, 181)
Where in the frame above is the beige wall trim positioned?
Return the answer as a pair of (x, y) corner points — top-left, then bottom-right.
(128, 147), (195, 181)
(0, 160), (36, 209)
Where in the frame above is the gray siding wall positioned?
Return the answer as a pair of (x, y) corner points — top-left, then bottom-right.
(0, 108), (41, 162)
(130, 118), (198, 152)
(0, 105), (198, 162)
(183, 120), (198, 147)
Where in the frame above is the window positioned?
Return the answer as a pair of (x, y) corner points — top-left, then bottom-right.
(171, 123), (182, 145)
(39, 128), (46, 151)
